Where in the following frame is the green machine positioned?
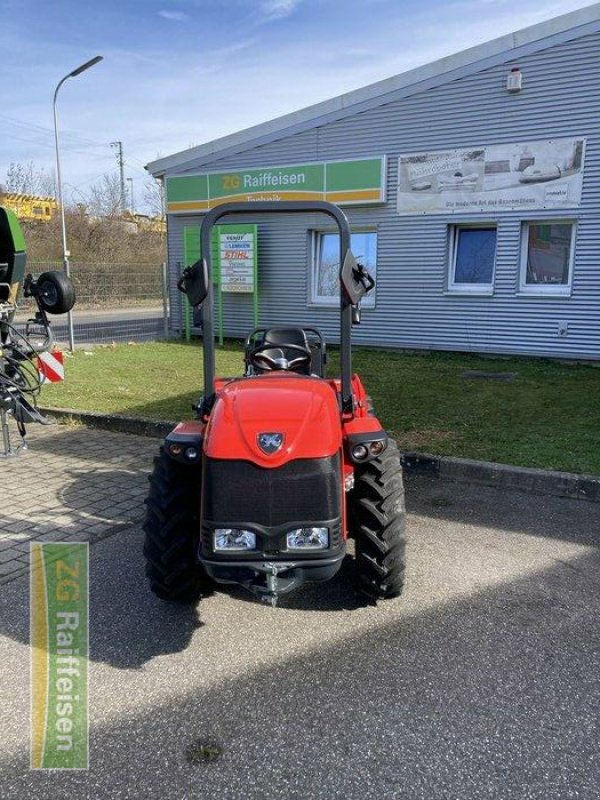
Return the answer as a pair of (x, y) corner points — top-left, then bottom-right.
(0, 206), (76, 455)
(0, 206), (28, 332)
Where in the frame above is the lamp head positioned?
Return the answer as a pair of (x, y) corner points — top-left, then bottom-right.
(69, 56), (103, 77)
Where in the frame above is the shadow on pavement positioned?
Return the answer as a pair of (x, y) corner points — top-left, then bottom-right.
(225, 552), (374, 613)
(405, 471), (600, 546)
(91, 589), (204, 670)
(2, 542), (599, 799)
(0, 425), (155, 544)
(20, 424), (156, 466)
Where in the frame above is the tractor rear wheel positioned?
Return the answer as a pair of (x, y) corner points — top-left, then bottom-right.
(351, 439), (406, 599)
(143, 447), (213, 602)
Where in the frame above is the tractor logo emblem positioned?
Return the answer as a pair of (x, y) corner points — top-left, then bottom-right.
(257, 432), (284, 455)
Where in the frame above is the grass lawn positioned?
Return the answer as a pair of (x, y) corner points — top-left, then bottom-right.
(41, 340), (600, 475)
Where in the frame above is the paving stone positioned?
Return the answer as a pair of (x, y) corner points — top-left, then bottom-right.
(7, 541), (34, 553)
(2, 520), (33, 534)
(0, 539), (25, 550)
(0, 548), (24, 564)
(0, 560), (22, 575)
(0, 423), (157, 582)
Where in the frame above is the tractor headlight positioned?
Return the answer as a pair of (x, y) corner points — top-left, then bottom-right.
(369, 439), (386, 456)
(214, 529), (257, 551)
(351, 444), (369, 461)
(184, 445), (201, 462)
(286, 527), (329, 550)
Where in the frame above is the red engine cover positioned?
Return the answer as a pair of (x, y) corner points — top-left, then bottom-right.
(204, 374), (341, 468)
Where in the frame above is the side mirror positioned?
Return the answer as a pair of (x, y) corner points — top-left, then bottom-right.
(340, 250), (375, 305)
(178, 258), (209, 306)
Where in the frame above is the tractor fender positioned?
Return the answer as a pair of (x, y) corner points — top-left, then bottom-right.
(204, 374), (341, 468)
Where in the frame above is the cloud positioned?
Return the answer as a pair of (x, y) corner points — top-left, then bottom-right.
(260, 0), (301, 21)
(158, 10), (189, 22)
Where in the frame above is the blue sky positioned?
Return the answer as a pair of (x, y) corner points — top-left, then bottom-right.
(0, 0), (595, 210)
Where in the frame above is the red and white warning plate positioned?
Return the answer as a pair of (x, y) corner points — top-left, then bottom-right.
(37, 350), (65, 383)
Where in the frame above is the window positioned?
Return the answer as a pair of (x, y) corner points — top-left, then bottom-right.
(311, 231), (377, 307)
(520, 222), (575, 295)
(448, 226), (497, 293)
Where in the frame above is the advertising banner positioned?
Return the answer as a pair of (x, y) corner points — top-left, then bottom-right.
(167, 157), (386, 213)
(183, 223), (259, 343)
(218, 226), (257, 294)
(397, 138), (585, 215)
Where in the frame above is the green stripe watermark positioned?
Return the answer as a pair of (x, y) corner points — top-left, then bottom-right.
(30, 542), (89, 769)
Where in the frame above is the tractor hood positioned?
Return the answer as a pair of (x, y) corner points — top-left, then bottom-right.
(204, 374), (341, 468)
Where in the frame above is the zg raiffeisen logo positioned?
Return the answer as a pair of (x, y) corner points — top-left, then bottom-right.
(30, 542), (89, 770)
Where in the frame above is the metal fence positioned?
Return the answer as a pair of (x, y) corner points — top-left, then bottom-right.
(17, 261), (170, 345)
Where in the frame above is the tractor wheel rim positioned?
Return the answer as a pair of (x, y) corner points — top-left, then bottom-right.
(40, 282), (58, 305)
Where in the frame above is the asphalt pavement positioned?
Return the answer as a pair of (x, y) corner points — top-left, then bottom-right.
(1, 425), (599, 799)
(14, 305), (165, 344)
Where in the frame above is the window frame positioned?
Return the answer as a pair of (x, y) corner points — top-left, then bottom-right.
(447, 223), (497, 296)
(309, 228), (377, 308)
(518, 220), (576, 297)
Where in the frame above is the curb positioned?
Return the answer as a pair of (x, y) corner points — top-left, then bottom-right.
(41, 407), (175, 439)
(401, 452), (600, 504)
(41, 407), (600, 504)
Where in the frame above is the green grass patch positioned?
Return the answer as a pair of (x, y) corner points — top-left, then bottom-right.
(41, 340), (600, 475)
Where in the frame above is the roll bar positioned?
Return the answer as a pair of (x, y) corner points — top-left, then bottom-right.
(198, 200), (359, 414)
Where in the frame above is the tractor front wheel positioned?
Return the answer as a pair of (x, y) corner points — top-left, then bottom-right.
(351, 439), (406, 599)
(143, 447), (213, 602)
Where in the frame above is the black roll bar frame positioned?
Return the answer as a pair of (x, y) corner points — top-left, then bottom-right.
(199, 200), (355, 413)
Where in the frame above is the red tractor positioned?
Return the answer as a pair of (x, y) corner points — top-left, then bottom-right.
(144, 201), (405, 606)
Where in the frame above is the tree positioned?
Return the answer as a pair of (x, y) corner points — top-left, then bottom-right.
(88, 173), (123, 218)
(2, 161), (56, 197)
(144, 177), (165, 220)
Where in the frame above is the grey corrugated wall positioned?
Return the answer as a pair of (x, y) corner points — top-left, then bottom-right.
(166, 27), (600, 358)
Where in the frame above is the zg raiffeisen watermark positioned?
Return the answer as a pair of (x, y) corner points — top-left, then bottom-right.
(30, 542), (89, 769)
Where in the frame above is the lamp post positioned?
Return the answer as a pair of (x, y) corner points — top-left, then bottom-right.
(53, 55), (103, 351)
(127, 177), (134, 215)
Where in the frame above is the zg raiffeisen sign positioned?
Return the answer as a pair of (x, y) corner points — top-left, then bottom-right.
(166, 157), (386, 213)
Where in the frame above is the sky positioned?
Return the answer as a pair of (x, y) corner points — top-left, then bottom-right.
(0, 0), (596, 212)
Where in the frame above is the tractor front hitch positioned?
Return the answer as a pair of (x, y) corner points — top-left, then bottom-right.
(200, 552), (346, 606)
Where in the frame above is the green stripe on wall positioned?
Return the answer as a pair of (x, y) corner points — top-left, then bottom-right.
(326, 158), (382, 192)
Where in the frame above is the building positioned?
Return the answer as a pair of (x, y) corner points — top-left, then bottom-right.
(0, 194), (58, 223)
(147, 4), (600, 360)
(130, 213), (166, 235)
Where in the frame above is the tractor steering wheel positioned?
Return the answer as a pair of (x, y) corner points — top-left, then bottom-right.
(249, 341), (312, 372)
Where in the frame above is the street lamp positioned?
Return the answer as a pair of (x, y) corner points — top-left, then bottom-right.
(53, 55), (103, 351)
(127, 177), (135, 215)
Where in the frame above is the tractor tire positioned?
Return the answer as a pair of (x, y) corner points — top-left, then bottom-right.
(37, 271), (76, 315)
(351, 438), (406, 600)
(143, 447), (213, 602)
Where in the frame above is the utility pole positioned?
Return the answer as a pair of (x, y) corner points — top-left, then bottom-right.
(110, 140), (126, 215)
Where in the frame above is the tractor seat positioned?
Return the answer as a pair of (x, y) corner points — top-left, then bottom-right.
(258, 327), (312, 374)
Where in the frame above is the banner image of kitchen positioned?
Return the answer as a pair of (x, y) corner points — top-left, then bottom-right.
(397, 137), (585, 215)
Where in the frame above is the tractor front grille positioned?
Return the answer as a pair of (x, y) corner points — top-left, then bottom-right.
(202, 453), (341, 528)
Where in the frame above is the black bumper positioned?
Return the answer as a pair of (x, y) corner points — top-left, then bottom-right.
(200, 548), (346, 597)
